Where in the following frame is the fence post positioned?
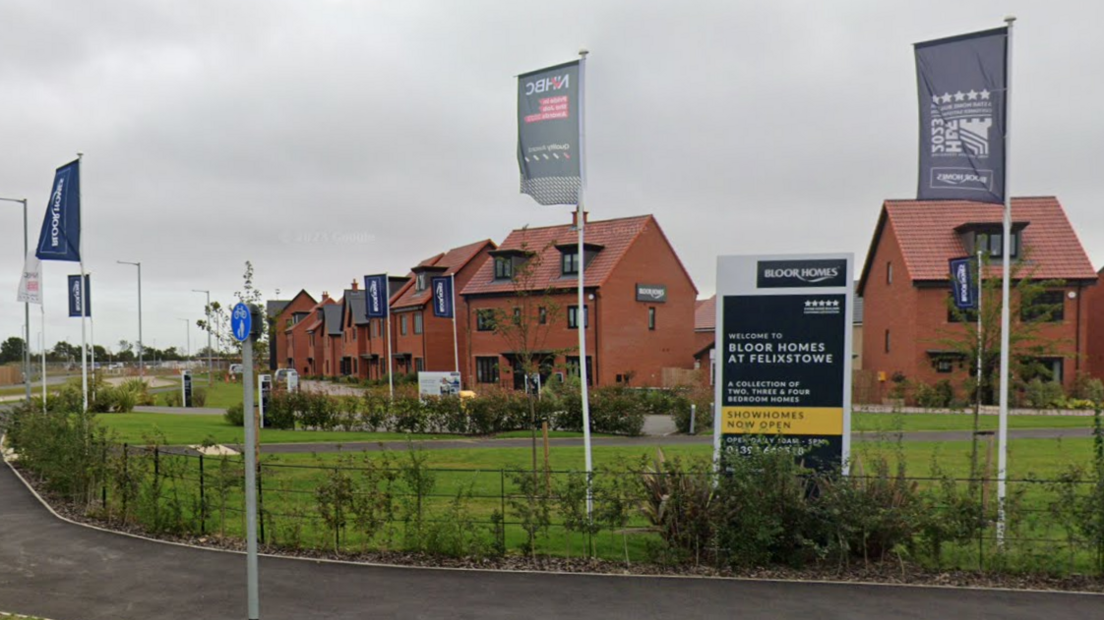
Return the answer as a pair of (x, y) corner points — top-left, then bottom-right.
(500, 468), (507, 553)
(257, 464), (265, 545)
(199, 452), (206, 535)
(689, 404), (696, 435)
(154, 446), (160, 485)
(122, 443), (129, 516)
(101, 441), (107, 512)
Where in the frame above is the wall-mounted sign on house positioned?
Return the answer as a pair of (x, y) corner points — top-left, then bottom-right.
(635, 284), (667, 303)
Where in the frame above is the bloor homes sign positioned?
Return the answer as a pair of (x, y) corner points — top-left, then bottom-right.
(635, 283), (667, 303)
(714, 254), (854, 472)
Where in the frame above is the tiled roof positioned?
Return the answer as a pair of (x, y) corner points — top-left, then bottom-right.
(343, 289), (370, 326)
(461, 215), (663, 296)
(695, 296), (715, 332)
(392, 239), (496, 309)
(266, 299), (290, 318)
(301, 297), (337, 333)
(323, 303), (344, 337)
(860, 197), (1096, 294)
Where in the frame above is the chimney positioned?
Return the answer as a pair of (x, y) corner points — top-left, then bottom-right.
(571, 210), (589, 228)
(321, 291), (330, 301)
(351, 279), (359, 291)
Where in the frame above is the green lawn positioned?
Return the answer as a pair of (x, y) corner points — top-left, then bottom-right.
(154, 374), (245, 408)
(853, 411), (1097, 433)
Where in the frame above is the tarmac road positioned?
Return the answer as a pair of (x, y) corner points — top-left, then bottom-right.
(1, 461), (1102, 619)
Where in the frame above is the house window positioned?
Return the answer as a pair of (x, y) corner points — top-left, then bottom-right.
(568, 305), (589, 329)
(477, 309), (496, 331)
(414, 313), (423, 335)
(476, 356), (499, 383)
(1022, 357), (1064, 385)
(539, 307), (547, 325)
(415, 357), (424, 373)
(648, 307), (656, 331)
(416, 273), (427, 292)
(1021, 290), (1065, 323)
(494, 257), (513, 280)
(513, 307), (522, 326)
(884, 329), (890, 354)
(354, 359), (359, 374)
(400, 315), (408, 335)
(886, 262), (892, 285)
(934, 358), (954, 373)
(377, 319), (383, 337)
(309, 333), (315, 347)
(353, 328), (357, 341)
(565, 355), (594, 386)
(978, 231), (1019, 259)
(562, 252), (580, 275)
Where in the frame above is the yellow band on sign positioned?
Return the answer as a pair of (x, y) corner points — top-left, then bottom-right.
(721, 407), (843, 436)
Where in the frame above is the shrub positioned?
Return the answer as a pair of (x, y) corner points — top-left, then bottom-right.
(1071, 374), (1104, 406)
(225, 402), (245, 426)
(192, 387), (208, 407)
(915, 380), (954, 409)
(1025, 378), (1065, 409)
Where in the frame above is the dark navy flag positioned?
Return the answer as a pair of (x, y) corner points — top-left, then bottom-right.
(431, 276), (454, 318)
(949, 257), (978, 310)
(67, 274), (91, 317)
(364, 274), (388, 319)
(915, 28), (1007, 204)
(35, 159), (82, 261)
(518, 60), (581, 206)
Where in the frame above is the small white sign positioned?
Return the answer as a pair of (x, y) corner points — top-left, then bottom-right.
(418, 371), (461, 397)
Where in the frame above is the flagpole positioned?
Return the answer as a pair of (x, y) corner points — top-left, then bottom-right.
(450, 273), (460, 374)
(576, 48), (594, 519)
(41, 297), (47, 412)
(996, 15), (1015, 546)
(21, 199), (31, 402)
(385, 274), (394, 400)
(77, 152), (88, 413)
(89, 276), (95, 386)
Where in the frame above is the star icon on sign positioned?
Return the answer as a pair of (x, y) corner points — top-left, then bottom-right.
(932, 95), (941, 104)
(980, 89), (991, 100)
(967, 90), (978, 100)
(941, 93), (953, 104)
(954, 91), (966, 102)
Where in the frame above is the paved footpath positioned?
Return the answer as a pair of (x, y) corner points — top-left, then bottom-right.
(2, 463), (1102, 619)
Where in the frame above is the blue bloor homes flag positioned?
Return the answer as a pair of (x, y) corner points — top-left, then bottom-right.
(431, 276), (454, 318)
(364, 274), (389, 319)
(67, 272), (91, 315)
(915, 28), (1007, 204)
(949, 256), (978, 310)
(517, 60), (581, 206)
(67, 274), (91, 318)
(35, 159), (82, 261)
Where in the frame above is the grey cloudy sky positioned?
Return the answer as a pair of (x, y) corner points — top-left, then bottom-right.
(2, 0), (1102, 354)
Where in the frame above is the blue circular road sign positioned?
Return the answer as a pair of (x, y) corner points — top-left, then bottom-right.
(231, 302), (252, 342)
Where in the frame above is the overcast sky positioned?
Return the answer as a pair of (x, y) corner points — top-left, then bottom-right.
(2, 0), (1102, 355)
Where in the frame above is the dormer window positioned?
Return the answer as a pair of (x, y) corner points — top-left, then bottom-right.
(955, 222), (1028, 261)
(977, 231), (1019, 259)
(557, 242), (604, 276)
(416, 273), (427, 292)
(489, 249), (532, 281)
(495, 256), (513, 280)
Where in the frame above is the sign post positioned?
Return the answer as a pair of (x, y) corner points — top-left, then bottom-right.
(286, 369), (299, 394)
(258, 374), (271, 428)
(182, 370), (193, 408)
(231, 302), (260, 620)
(713, 254), (854, 473)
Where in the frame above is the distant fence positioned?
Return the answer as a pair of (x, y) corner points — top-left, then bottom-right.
(0, 366), (22, 386)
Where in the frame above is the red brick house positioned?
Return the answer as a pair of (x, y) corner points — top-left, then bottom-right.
(461, 213), (698, 389)
(693, 295), (716, 385)
(331, 276), (411, 381)
(288, 293), (337, 376)
(389, 240), (496, 383)
(858, 197), (1097, 400)
(269, 290), (317, 370)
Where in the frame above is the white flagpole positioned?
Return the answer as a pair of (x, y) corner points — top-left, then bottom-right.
(996, 15), (1015, 546)
(77, 152), (88, 413)
(976, 247), (983, 414)
(41, 296), (47, 412)
(450, 273), (459, 374)
(385, 274), (394, 400)
(89, 276), (95, 386)
(576, 48), (594, 519)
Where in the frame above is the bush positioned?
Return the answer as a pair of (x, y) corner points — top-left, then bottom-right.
(192, 387), (208, 407)
(1025, 378), (1065, 409)
(225, 402), (245, 426)
(1071, 374), (1104, 406)
(915, 380), (955, 409)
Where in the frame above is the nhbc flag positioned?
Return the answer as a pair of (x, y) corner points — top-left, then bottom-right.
(915, 28), (1007, 204)
(68, 274), (91, 318)
(949, 256), (978, 310)
(35, 159), (82, 262)
(431, 276), (454, 318)
(517, 60), (581, 206)
(364, 274), (388, 319)
(16, 253), (42, 305)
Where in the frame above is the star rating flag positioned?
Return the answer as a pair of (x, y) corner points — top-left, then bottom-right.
(517, 60), (581, 206)
(915, 27), (1007, 203)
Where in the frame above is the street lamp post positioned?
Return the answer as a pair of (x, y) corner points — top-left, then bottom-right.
(178, 318), (191, 361)
(193, 289), (212, 386)
(1, 196), (31, 402)
(117, 260), (144, 377)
